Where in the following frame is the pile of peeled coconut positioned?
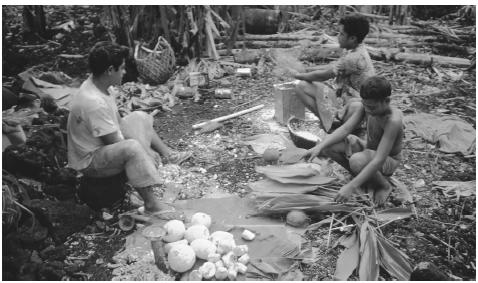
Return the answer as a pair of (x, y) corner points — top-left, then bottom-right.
(158, 212), (255, 280)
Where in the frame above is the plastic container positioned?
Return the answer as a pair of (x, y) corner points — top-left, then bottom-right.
(214, 88), (233, 99)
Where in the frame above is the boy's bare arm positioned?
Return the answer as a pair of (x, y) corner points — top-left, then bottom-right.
(347, 114), (402, 188)
(305, 64), (333, 72)
(293, 65), (335, 82)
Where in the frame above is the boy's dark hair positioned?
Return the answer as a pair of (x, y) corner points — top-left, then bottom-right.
(88, 41), (130, 77)
(360, 76), (391, 100)
(339, 14), (370, 43)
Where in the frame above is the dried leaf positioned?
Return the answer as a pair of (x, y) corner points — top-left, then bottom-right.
(432, 180), (476, 200)
(377, 234), (412, 281)
(358, 221), (379, 281)
(243, 134), (288, 155)
(334, 230), (360, 280)
(248, 259), (279, 279)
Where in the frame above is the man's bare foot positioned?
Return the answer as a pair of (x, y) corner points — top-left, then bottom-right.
(166, 150), (192, 165)
(373, 182), (393, 206)
(144, 200), (169, 214)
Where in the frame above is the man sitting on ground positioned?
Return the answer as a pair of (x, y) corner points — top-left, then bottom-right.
(291, 14), (375, 132)
(67, 41), (190, 214)
(303, 76), (403, 205)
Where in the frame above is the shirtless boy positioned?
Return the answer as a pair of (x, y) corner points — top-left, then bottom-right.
(303, 76), (403, 205)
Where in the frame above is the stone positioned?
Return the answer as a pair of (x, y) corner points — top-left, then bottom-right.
(77, 172), (128, 211)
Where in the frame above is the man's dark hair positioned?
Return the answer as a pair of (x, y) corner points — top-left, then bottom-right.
(360, 76), (392, 100)
(88, 41), (130, 77)
(339, 14), (370, 43)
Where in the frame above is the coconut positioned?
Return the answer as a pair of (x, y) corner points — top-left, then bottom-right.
(168, 245), (196, 273)
(185, 225), (210, 243)
(217, 238), (236, 255)
(215, 266), (228, 280)
(207, 253), (221, 263)
(232, 245), (248, 257)
(238, 254), (250, 265)
(215, 260), (224, 269)
(235, 262), (248, 274)
(221, 251), (236, 269)
(286, 210), (308, 227)
(198, 262), (216, 279)
(191, 239), (216, 260)
(190, 212), (212, 228)
(263, 147), (280, 163)
(189, 270), (202, 281)
(210, 231), (234, 245)
(165, 239), (188, 254)
(163, 220), (186, 243)
(227, 265), (238, 280)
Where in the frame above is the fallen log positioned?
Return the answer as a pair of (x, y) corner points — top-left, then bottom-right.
(192, 104), (265, 129)
(231, 31), (422, 42)
(232, 32), (320, 42)
(394, 53), (471, 67)
(217, 44), (471, 67)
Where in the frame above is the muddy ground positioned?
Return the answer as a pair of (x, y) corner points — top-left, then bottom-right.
(2, 5), (476, 281)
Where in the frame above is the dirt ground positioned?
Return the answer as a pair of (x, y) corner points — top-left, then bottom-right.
(2, 5), (476, 281)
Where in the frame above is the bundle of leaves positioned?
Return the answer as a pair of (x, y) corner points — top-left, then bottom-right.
(333, 217), (413, 281)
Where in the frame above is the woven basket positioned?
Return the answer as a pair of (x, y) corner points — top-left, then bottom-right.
(134, 36), (176, 85)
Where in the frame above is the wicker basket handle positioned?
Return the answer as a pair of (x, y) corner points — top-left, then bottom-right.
(153, 36), (170, 53)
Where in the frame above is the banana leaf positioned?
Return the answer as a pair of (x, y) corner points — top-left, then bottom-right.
(334, 229), (360, 280)
(271, 175), (336, 185)
(255, 194), (361, 215)
(376, 234), (412, 281)
(255, 163), (321, 178)
(278, 147), (307, 164)
(248, 179), (319, 194)
(358, 221), (379, 281)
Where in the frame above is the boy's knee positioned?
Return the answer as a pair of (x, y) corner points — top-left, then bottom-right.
(349, 151), (371, 175)
(125, 111), (153, 127)
(121, 139), (146, 158)
(295, 80), (307, 93)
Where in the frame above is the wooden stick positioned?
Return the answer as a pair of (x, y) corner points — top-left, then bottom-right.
(326, 213), (335, 248)
(192, 104), (264, 129)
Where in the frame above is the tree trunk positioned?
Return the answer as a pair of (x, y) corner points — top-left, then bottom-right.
(103, 6), (133, 47)
(227, 6), (242, 54)
(244, 8), (283, 34)
(22, 5), (46, 37)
